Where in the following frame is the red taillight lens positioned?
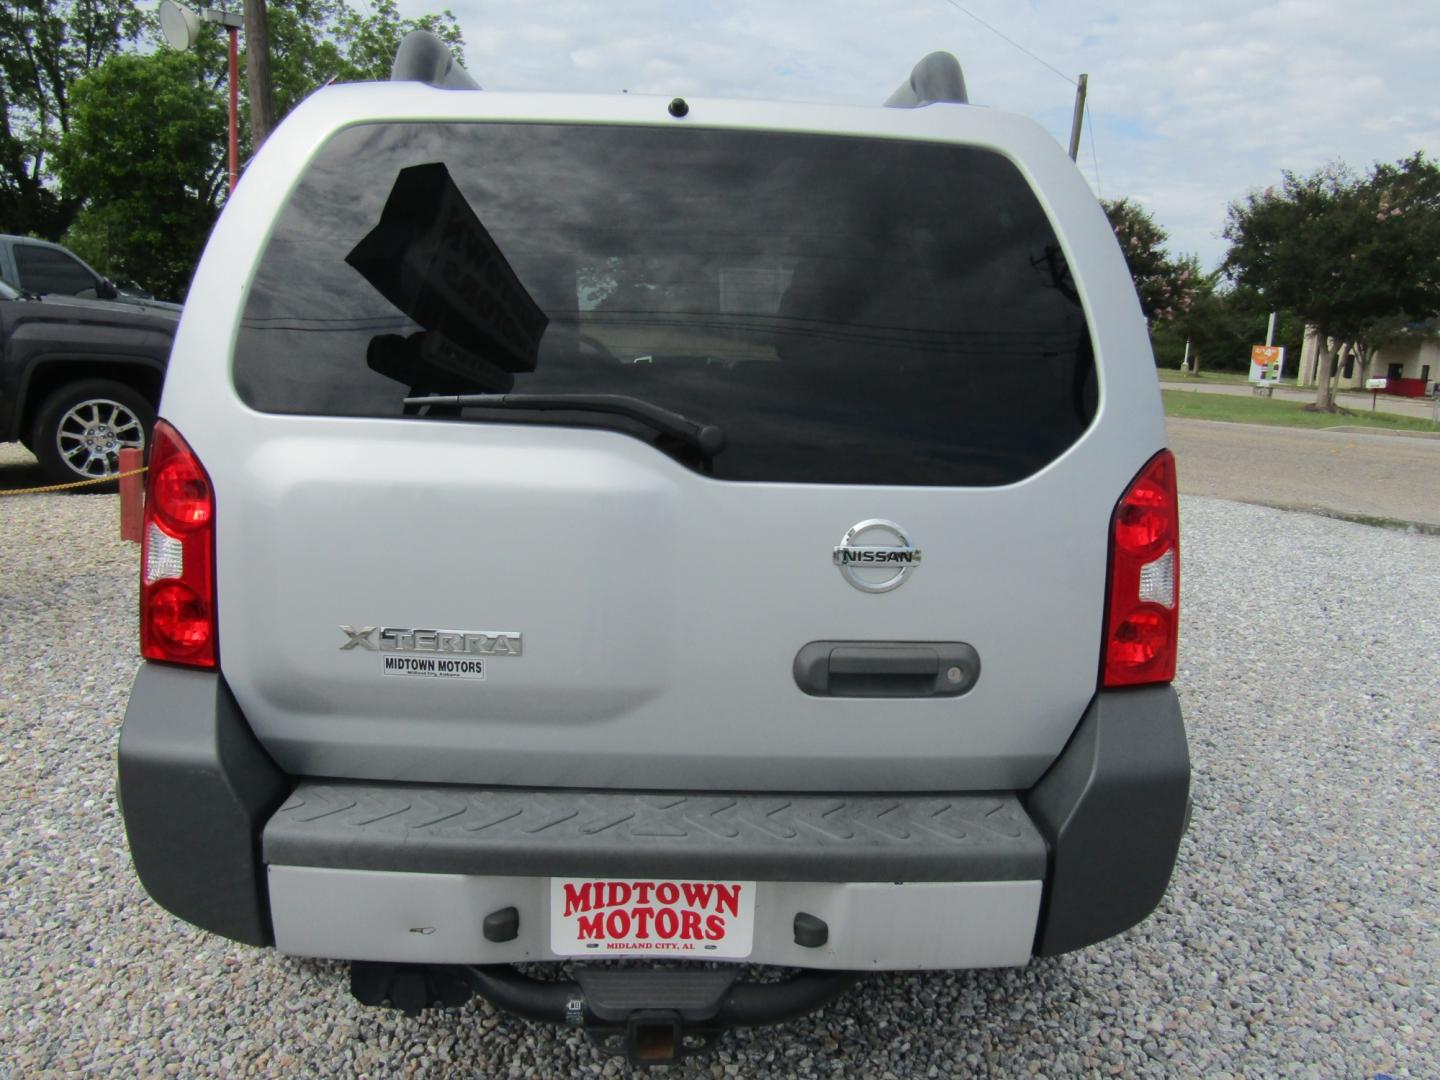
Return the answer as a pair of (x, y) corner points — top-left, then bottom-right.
(1102, 450), (1179, 687)
(140, 421), (216, 668)
(151, 456), (213, 529)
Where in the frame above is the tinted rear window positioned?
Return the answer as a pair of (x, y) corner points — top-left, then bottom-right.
(235, 122), (1096, 485)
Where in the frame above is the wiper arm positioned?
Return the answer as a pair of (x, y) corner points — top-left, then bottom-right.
(402, 393), (726, 456)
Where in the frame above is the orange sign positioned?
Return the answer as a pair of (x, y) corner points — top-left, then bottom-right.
(1249, 344), (1284, 385)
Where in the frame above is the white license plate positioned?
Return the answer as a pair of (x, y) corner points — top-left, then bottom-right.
(549, 878), (756, 959)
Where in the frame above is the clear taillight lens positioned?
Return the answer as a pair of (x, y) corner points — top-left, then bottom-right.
(140, 421), (216, 668)
(1102, 450), (1179, 687)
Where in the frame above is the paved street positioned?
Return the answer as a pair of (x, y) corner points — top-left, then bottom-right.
(1167, 418), (1440, 529)
(7, 419), (1440, 530)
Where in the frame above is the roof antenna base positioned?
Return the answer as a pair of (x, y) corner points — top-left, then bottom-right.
(390, 30), (480, 90)
(884, 52), (968, 108)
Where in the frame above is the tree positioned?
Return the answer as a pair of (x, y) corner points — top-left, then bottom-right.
(54, 50), (227, 298)
(49, 0), (464, 297)
(1222, 154), (1440, 409)
(249, 0), (463, 122)
(1149, 279), (1305, 375)
(0, 0), (143, 237)
(1101, 197), (1199, 324)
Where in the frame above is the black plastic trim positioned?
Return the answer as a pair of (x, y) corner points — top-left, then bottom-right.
(117, 663), (290, 946)
(1024, 684), (1190, 956)
(793, 640), (980, 698)
(264, 785), (1045, 883)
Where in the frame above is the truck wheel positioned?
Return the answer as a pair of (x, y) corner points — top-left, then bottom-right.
(31, 379), (156, 492)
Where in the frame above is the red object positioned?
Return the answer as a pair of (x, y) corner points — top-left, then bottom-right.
(1383, 377), (1427, 398)
(140, 421), (217, 668)
(118, 447), (143, 543)
(1101, 450), (1180, 687)
(227, 25), (239, 193)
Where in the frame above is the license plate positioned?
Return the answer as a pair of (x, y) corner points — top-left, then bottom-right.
(549, 877), (756, 959)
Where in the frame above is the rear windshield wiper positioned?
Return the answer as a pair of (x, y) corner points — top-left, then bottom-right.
(402, 393), (726, 457)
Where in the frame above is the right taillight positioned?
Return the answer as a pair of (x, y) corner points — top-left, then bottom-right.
(1102, 450), (1179, 687)
(140, 420), (216, 668)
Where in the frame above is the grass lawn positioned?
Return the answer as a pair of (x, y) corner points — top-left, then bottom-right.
(1157, 369), (1263, 387)
(1162, 390), (1440, 433)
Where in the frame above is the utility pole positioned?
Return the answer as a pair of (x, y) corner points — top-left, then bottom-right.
(243, 0), (276, 149)
(157, 2), (244, 191)
(1068, 73), (1088, 162)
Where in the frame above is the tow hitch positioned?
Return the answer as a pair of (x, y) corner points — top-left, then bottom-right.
(350, 962), (862, 1066)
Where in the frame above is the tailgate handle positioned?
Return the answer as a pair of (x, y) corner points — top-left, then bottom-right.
(794, 641), (980, 698)
(828, 647), (938, 676)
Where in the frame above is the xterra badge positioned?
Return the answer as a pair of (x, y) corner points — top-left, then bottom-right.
(339, 626), (523, 656)
(833, 520), (922, 593)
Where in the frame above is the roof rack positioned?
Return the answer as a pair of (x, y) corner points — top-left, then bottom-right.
(884, 52), (968, 108)
(389, 32), (966, 108)
(390, 30), (480, 89)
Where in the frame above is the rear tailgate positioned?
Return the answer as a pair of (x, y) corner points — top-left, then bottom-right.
(214, 417), (1115, 791)
(165, 91), (1167, 793)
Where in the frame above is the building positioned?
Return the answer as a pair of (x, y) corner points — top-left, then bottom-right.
(1297, 327), (1439, 396)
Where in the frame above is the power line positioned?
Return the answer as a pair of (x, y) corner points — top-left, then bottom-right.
(936, 0), (1078, 87)
(933, 2), (1105, 198)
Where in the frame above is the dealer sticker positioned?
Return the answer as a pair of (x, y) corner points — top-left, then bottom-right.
(549, 878), (756, 959)
(381, 655), (486, 680)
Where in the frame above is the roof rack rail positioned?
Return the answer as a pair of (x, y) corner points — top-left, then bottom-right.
(884, 52), (968, 108)
(390, 29), (480, 90)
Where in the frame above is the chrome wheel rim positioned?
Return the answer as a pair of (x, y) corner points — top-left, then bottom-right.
(54, 398), (145, 480)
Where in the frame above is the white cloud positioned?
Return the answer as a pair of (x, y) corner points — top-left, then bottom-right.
(393, 0), (1440, 269)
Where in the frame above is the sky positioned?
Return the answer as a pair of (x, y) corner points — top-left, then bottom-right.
(390, 0), (1439, 272)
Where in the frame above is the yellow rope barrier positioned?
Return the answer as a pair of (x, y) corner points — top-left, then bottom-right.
(0, 466), (148, 497)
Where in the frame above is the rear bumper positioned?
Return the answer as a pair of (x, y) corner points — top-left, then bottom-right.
(117, 664), (1188, 965)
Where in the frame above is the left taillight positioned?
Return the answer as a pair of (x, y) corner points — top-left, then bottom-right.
(140, 420), (216, 668)
(1101, 449), (1179, 687)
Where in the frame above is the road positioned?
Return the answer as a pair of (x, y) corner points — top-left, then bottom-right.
(6, 420), (1440, 529)
(1167, 417), (1440, 529)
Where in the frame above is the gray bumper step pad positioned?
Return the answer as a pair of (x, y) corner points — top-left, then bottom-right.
(263, 783), (1047, 882)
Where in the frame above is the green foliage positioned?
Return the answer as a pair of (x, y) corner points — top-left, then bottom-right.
(55, 50), (227, 298)
(0, 0), (143, 237)
(1149, 277), (1304, 372)
(187, 0), (465, 127)
(45, 0), (465, 297)
(1101, 197), (1198, 323)
(332, 0), (465, 87)
(1222, 154), (1440, 343)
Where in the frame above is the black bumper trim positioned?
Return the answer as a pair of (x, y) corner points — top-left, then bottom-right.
(117, 663), (290, 946)
(263, 784), (1047, 883)
(1024, 684), (1190, 956)
(116, 667), (1187, 959)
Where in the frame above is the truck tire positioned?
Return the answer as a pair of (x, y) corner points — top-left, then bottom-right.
(31, 379), (156, 492)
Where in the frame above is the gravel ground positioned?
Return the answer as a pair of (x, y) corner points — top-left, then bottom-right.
(1, 474), (1436, 1077)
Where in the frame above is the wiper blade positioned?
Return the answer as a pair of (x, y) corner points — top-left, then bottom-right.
(402, 393), (726, 456)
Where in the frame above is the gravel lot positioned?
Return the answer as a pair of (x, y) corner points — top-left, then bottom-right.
(1, 471), (1435, 1077)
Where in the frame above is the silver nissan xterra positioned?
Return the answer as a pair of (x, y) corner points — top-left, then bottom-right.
(119, 35), (1189, 1065)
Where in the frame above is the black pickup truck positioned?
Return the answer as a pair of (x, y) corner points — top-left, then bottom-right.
(0, 276), (177, 489)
